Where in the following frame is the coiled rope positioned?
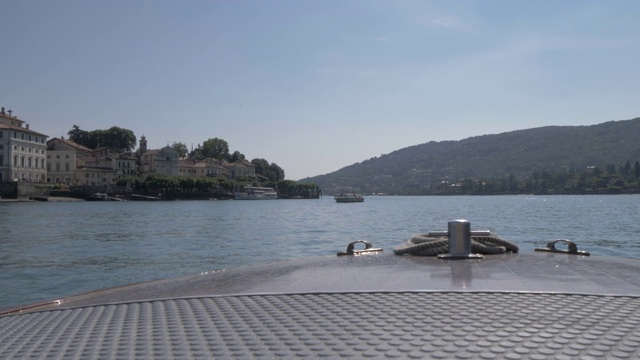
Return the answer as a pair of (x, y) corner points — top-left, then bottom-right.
(394, 233), (519, 256)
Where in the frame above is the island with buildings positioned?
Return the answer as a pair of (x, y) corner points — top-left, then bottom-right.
(0, 107), (319, 201)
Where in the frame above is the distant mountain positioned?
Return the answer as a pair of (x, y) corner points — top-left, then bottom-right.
(301, 117), (640, 195)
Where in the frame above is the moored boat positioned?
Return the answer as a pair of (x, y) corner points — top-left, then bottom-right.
(334, 193), (364, 202)
(234, 186), (278, 200)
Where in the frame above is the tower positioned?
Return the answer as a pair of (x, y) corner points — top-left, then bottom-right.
(139, 135), (148, 154)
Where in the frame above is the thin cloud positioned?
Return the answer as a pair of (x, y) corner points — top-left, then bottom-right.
(420, 12), (472, 32)
(475, 34), (640, 64)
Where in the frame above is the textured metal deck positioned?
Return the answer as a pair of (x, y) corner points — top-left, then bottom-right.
(2, 291), (640, 359)
(4, 252), (640, 358)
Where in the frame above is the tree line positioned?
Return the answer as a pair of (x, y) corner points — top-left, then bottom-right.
(68, 125), (136, 151)
(430, 160), (640, 196)
(116, 174), (320, 199)
(68, 125), (286, 182)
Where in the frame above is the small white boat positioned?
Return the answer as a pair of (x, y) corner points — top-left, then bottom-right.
(234, 186), (278, 200)
(334, 193), (364, 203)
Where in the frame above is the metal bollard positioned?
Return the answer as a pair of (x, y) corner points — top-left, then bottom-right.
(437, 219), (484, 260)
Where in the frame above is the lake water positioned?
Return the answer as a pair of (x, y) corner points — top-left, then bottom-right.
(1, 195), (640, 310)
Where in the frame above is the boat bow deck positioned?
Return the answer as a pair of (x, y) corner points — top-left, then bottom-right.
(3, 252), (640, 359)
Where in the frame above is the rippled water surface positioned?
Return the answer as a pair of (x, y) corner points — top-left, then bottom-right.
(1, 195), (640, 309)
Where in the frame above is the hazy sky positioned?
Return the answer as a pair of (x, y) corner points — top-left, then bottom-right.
(3, 1), (639, 180)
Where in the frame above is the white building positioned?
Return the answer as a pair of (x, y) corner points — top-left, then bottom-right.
(116, 152), (137, 179)
(0, 107), (48, 182)
(137, 135), (256, 180)
(138, 136), (180, 178)
(179, 158), (231, 178)
(46, 137), (91, 184)
(224, 160), (256, 178)
(47, 138), (138, 186)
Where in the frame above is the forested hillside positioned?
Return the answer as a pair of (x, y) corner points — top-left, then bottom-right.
(301, 118), (640, 195)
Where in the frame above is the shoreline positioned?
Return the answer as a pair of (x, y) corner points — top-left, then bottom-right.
(0, 196), (85, 202)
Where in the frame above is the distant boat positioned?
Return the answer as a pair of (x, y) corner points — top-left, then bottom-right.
(234, 186), (278, 200)
(334, 193), (364, 203)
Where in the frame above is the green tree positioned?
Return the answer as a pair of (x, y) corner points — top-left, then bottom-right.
(201, 138), (230, 160)
(508, 173), (517, 193)
(67, 125), (136, 151)
(178, 176), (195, 191)
(250, 159), (286, 181)
(116, 175), (141, 188)
(623, 160), (632, 176)
(269, 162), (285, 181)
(190, 145), (204, 160)
(67, 125), (88, 144)
(106, 126), (137, 151)
(251, 158), (271, 176)
(217, 177), (233, 191)
(144, 174), (178, 191)
(172, 142), (189, 158)
(229, 150), (245, 162)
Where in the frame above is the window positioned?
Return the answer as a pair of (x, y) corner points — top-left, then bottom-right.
(0, 155), (3, 166)
(65, 163), (70, 171)
(56, 163), (60, 171)
(0, 145), (3, 150)
(21, 157), (24, 167)
(28, 158), (32, 167)
(65, 154), (70, 159)
(56, 155), (60, 159)
(0, 131), (3, 138)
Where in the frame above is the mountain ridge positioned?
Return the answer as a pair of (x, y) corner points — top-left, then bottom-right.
(301, 117), (640, 194)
